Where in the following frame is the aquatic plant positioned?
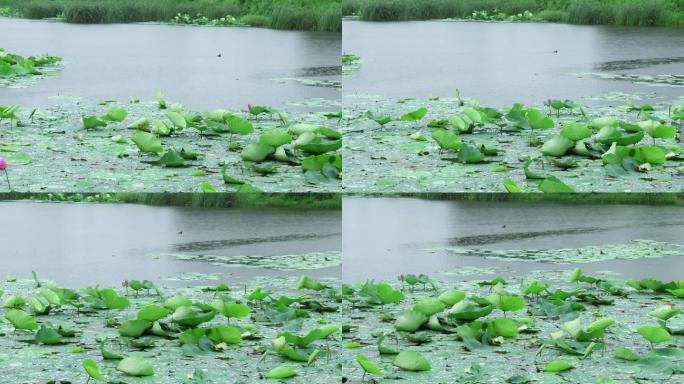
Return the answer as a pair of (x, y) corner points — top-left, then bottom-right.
(0, 48), (61, 79)
(346, 0), (683, 27)
(0, 104), (20, 127)
(349, 89), (682, 193)
(0, 158), (9, 190)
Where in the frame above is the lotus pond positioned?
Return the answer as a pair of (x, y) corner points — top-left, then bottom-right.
(0, 200), (342, 382)
(0, 95), (342, 192)
(343, 93), (683, 192)
(340, 197), (684, 383)
(342, 20), (684, 192)
(0, 47), (62, 88)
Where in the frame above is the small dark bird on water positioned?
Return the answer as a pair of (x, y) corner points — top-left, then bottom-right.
(553, 50), (558, 53)
(217, 53), (222, 57)
(178, 231), (183, 235)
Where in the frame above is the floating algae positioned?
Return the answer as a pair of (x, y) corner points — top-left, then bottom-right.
(165, 250), (342, 270)
(429, 240), (684, 264)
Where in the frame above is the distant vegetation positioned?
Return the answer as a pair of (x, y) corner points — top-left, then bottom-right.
(343, 0), (684, 27)
(0, 0), (341, 31)
(0, 192), (342, 209)
(401, 193), (684, 206)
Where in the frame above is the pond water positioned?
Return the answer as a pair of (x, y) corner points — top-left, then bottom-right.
(0, 201), (341, 287)
(343, 20), (684, 107)
(0, 18), (341, 110)
(343, 197), (684, 283)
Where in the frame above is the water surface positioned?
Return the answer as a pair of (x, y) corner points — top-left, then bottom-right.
(343, 20), (684, 106)
(0, 18), (341, 110)
(343, 197), (684, 282)
(0, 201), (341, 287)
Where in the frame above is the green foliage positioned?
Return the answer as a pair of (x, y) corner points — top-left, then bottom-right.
(394, 310), (428, 332)
(116, 355), (154, 377)
(265, 364), (298, 379)
(345, 0), (684, 27)
(83, 358), (105, 382)
(5, 309), (38, 331)
(544, 359), (573, 372)
(637, 325), (672, 345)
(393, 349), (431, 371)
(0, 0), (342, 31)
(356, 354), (384, 375)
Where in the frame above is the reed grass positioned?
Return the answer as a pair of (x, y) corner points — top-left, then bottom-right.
(0, 0), (342, 31)
(343, 0), (684, 27)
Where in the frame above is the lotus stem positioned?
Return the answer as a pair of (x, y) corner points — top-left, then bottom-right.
(326, 340), (331, 362)
(3, 170), (10, 191)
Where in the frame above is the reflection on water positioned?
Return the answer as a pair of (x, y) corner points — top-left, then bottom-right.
(297, 66), (342, 77)
(171, 232), (340, 252)
(343, 197), (684, 283)
(449, 220), (684, 246)
(0, 202), (341, 287)
(343, 20), (684, 106)
(595, 56), (684, 71)
(0, 19), (341, 110)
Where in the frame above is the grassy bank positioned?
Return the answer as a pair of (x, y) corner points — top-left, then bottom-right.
(0, 192), (342, 209)
(0, 0), (341, 32)
(343, 0), (684, 27)
(355, 193), (684, 206)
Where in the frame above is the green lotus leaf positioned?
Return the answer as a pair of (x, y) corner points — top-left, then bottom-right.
(166, 111), (186, 129)
(227, 115), (254, 135)
(265, 365), (297, 379)
(356, 354), (384, 375)
(240, 142), (275, 162)
(81, 115), (107, 129)
(131, 131), (163, 154)
(395, 310), (428, 332)
(83, 359), (105, 381)
(117, 355), (154, 377)
(393, 350), (431, 371)
(118, 319), (152, 338)
(637, 325), (672, 345)
(431, 129), (462, 151)
(560, 123), (592, 141)
(259, 128), (292, 147)
(101, 106), (127, 122)
(541, 135), (574, 157)
(413, 297), (446, 316)
(544, 359), (573, 373)
(437, 290), (466, 306)
(399, 107), (427, 121)
(490, 318), (518, 338)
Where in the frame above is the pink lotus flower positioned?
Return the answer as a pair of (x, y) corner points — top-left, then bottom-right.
(0, 159), (9, 191)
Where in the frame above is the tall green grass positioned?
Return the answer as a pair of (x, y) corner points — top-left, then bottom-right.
(350, 0), (542, 21)
(0, 0), (342, 31)
(344, 0), (684, 26)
